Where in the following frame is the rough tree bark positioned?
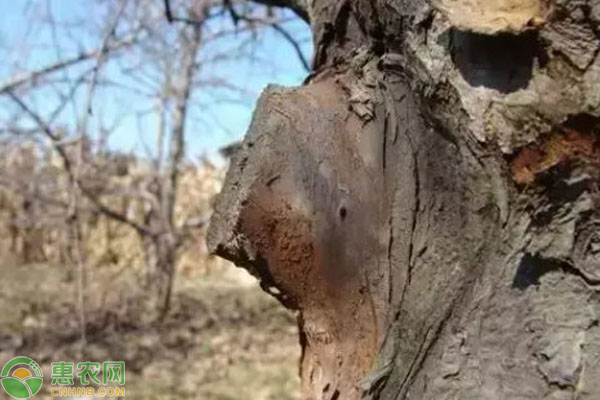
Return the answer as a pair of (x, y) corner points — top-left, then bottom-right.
(208, 0), (600, 399)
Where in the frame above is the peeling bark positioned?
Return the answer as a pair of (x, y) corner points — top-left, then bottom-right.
(209, 0), (600, 398)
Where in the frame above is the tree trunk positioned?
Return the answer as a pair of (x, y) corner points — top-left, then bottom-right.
(141, 20), (202, 321)
(208, 1), (600, 399)
(141, 227), (177, 319)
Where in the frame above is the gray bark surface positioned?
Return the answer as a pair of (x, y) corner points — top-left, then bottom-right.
(208, 1), (600, 398)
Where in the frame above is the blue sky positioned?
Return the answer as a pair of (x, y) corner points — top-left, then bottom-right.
(0, 0), (312, 162)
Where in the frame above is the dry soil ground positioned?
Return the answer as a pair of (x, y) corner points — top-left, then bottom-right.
(0, 258), (300, 399)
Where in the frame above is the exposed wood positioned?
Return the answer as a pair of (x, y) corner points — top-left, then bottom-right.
(434, 0), (548, 34)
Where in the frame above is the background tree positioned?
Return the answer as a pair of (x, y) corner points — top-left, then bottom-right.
(0, 0), (309, 324)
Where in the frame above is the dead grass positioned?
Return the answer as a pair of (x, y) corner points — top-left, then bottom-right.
(0, 261), (300, 400)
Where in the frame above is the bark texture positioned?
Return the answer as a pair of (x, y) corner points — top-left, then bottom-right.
(208, 0), (600, 399)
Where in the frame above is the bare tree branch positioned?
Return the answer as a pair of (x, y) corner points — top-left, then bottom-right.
(81, 0), (128, 120)
(167, 2), (310, 71)
(163, 22), (202, 230)
(163, 0), (309, 24)
(163, 0), (174, 23)
(0, 36), (136, 95)
(162, 0), (215, 27)
(243, 0), (310, 22)
(261, 18), (310, 71)
(222, 4), (310, 71)
(6, 91), (152, 236)
(72, 1), (128, 353)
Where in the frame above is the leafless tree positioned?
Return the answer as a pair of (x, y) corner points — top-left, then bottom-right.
(0, 0), (308, 322)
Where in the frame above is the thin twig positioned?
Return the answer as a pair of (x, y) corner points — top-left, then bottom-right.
(72, 0), (128, 356)
(268, 21), (310, 71)
(164, 0), (174, 23)
(0, 36), (136, 95)
(219, 3), (310, 71)
(7, 91), (151, 235)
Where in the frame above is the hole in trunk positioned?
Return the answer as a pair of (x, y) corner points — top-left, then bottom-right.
(449, 29), (538, 93)
(512, 253), (562, 289)
(339, 206), (347, 220)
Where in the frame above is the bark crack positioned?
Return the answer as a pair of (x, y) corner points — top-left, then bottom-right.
(404, 128), (420, 285)
(383, 112), (389, 171)
(393, 287), (460, 400)
(387, 215), (394, 304)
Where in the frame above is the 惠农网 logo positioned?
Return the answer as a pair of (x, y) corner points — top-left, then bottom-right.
(1, 356), (43, 399)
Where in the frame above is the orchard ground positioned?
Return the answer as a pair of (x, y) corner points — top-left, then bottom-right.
(0, 257), (300, 400)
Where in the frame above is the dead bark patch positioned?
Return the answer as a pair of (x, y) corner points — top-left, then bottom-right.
(510, 115), (600, 185)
